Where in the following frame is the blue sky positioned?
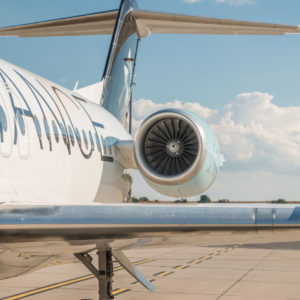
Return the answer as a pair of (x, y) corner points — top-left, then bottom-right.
(1, 0), (300, 108)
(0, 0), (300, 201)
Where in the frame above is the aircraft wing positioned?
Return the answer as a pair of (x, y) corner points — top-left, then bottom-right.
(1, 203), (300, 280)
(1, 203), (300, 242)
(0, 10), (300, 37)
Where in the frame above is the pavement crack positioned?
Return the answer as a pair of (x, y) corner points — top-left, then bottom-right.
(216, 250), (275, 300)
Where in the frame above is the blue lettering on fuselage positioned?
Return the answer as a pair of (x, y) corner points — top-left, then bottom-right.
(0, 105), (7, 143)
(0, 68), (113, 162)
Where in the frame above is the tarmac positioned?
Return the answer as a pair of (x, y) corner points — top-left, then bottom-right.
(1, 239), (300, 300)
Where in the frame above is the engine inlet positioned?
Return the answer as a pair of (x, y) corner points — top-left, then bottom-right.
(144, 118), (198, 176)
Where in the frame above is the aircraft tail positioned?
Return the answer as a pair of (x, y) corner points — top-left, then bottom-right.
(100, 0), (141, 133)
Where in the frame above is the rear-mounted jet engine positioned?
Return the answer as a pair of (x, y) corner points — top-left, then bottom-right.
(134, 109), (224, 197)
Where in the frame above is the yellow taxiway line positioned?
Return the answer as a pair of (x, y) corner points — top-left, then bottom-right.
(1, 259), (154, 300)
(2, 244), (244, 300)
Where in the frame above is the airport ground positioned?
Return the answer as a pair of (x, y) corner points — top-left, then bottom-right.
(1, 235), (300, 300)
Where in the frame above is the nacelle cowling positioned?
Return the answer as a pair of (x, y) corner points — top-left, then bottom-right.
(134, 109), (224, 197)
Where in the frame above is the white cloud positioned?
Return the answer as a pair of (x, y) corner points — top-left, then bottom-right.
(132, 92), (300, 201)
(216, 0), (254, 5)
(133, 92), (300, 175)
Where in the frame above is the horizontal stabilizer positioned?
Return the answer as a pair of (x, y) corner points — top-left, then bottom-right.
(0, 10), (118, 37)
(134, 11), (300, 36)
(1, 9), (300, 37)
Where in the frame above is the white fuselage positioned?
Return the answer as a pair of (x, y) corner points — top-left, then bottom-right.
(0, 59), (131, 204)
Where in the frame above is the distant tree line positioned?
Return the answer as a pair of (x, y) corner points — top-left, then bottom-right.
(132, 196), (149, 203)
(132, 195), (228, 203)
(198, 195), (211, 203)
(131, 195), (288, 204)
(218, 199), (230, 203)
(174, 198), (188, 203)
(271, 198), (287, 204)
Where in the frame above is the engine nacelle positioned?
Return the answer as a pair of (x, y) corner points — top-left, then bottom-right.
(134, 109), (224, 197)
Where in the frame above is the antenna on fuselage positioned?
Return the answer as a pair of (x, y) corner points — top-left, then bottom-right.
(73, 81), (79, 92)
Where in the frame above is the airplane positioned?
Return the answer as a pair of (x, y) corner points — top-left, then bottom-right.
(0, 0), (300, 299)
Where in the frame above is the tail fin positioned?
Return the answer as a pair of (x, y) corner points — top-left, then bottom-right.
(100, 0), (141, 133)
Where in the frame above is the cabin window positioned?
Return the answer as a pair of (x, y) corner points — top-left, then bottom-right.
(68, 125), (75, 146)
(82, 130), (88, 149)
(89, 131), (94, 150)
(16, 110), (25, 136)
(75, 128), (81, 146)
(0, 105), (7, 142)
(95, 133), (101, 152)
(33, 116), (41, 138)
(52, 121), (59, 143)
(59, 122), (67, 144)
(43, 119), (51, 140)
